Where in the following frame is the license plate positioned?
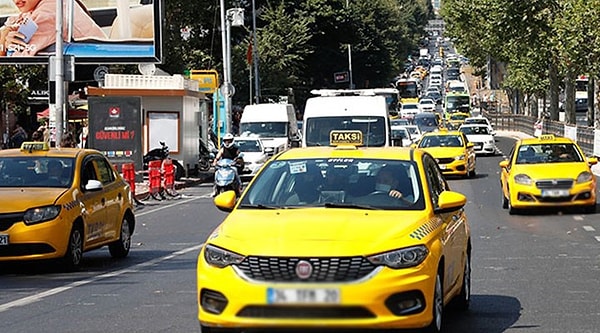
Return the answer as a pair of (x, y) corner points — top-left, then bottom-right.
(541, 189), (569, 197)
(267, 287), (340, 304)
(0, 234), (8, 246)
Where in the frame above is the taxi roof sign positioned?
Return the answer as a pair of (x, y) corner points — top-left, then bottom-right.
(330, 130), (363, 147)
(539, 134), (555, 141)
(21, 142), (50, 152)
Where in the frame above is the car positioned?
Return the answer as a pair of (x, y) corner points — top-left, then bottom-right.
(446, 112), (471, 130)
(418, 98), (436, 113)
(198, 130), (472, 333)
(463, 115), (495, 135)
(403, 124), (423, 142)
(425, 91), (443, 105)
(458, 124), (496, 155)
(400, 102), (420, 121)
(0, 142), (136, 269)
(234, 136), (269, 179)
(499, 134), (597, 214)
(391, 125), (413, 147)
(416, 130), (476, 178)
(390, 118), (410, 127)
(414, 112), (440, 134)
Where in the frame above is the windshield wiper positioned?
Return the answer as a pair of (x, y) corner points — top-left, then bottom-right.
(238, 204), (278, 209)
(323, 202), (376, 210)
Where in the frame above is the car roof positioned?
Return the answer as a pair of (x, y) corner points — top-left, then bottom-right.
(423, 129), (462, 136)
(519, 135), (575, 145)
(276, 146), (421, 161)
(0, 146), (85, 158)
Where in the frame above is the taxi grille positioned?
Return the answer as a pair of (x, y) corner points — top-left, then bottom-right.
(0, 213), (23, 232)
(236, 256), (377, 282)
(237, 305), (375, 319)
(436, 158), (455, 164)
(0, 243), (55, 257)
(536, 179), (573, 189)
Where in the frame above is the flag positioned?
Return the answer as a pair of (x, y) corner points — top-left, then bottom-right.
(246, 41), (253, 66)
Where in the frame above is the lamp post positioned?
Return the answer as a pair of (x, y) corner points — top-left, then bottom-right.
(346, 0), (353, 89)
(251, 0), (260, 103)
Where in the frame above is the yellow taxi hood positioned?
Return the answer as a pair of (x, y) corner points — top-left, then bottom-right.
(510, 162), (591, 178)
(420, 147), (465, 158)
(211, 209), (431, 256)
(0, 188), (67, 212)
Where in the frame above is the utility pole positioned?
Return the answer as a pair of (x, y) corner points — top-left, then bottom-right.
(346, 0), (353, 89)
(252, 0), (260, 103)
(53, 0), (64, 147)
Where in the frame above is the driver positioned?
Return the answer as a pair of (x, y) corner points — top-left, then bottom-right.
(212, 133), (243, 197)
(374, 166), (404, 199)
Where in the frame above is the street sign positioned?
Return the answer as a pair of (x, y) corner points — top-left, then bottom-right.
(189, 69), (220, 93)
(334, 71), (349, 83)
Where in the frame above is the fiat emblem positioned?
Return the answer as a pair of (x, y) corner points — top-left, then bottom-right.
(295, 260), (313, 279)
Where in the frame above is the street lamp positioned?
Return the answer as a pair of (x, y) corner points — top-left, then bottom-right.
(346, 0), (353, 89)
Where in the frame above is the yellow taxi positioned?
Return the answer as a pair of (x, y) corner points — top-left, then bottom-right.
(499, 135), (597, 214)
(197, 130), (471, 333)
(415, 130), (476, 178)
(445, 112), (471, 130)
(0, 142), (136, 269)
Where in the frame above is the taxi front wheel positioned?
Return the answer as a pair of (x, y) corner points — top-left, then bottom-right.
(109, 216), (132, 258)
(62, 225), (83, 270)
(424, 270), (443, 333)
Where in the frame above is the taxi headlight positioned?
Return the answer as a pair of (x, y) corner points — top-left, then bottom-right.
(455, 154), (465, 160)
(204, 244), (245, 268)
(23, 205), (61, 225)
(367, 245), (429, 269)
(514, 174), (533, 185)
(577, 171), (593, 183)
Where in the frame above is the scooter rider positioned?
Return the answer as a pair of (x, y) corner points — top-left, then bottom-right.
(212, 133), (243, 196)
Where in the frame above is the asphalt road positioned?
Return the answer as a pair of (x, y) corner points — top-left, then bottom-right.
(1, 136), (600, 333)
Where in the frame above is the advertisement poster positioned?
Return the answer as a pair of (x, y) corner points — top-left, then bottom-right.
(0, 0), (162, 64)
(87, 96), (143, 170)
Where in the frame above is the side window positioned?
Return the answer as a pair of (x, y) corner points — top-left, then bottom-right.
(423, 154), (446, 208)
(96, 157), (116, 184)
(81, 158), (97, 189)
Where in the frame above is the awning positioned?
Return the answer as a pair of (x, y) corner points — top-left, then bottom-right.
(36, 107), (88, 120)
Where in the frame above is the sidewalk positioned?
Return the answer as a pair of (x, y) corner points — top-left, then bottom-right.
(496, 130), (600, 176)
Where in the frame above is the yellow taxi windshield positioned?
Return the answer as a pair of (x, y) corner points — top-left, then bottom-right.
(0, 157), (75, 188)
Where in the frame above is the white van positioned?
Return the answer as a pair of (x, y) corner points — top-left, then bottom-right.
(302, 90), (390, 147)
(239, 103), (300, 156)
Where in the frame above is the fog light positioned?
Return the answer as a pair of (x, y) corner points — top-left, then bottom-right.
(385, 290), (425, 316)
(200, 289), (228, 314)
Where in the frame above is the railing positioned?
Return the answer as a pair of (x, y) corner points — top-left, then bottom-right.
(484, 111), (596, 156)
(103, 74), (199, 91)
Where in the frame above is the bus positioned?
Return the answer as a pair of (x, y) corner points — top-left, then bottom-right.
(444, 92), (471, 119)
(395, 78), (420, 104)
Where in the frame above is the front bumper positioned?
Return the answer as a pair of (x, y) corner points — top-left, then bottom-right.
(437, 159), (469, 176)
(197, 253), (438, 330)
(509, 181), (596, 209)
(0, 217), (69, 261)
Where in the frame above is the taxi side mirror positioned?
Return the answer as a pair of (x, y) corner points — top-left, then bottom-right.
(410, 143), (418, 149)
(85, 179), (103, 192)
(434, 191), (467, 214)
(467, 142), (475, 148)
(587, 156), (598, 166)
(499, 160), (509, 168)
(214, 191), (237, 212)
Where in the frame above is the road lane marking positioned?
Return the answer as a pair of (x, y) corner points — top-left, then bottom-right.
(0, 244), (204, 313)
(595, 236), (600, 242)
(583, 225), (595, 232)
(136, 196), (202, 217)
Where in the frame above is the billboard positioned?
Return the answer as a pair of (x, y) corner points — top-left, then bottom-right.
(87, 96), (143, 170)
(0, 0), (162, 64)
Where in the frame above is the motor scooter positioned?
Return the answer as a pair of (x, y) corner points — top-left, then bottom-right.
(213, 156), (244, 197)
(143, 141), (185, 181)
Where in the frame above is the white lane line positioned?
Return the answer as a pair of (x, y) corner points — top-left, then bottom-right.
(136, 196), (202, 217)
(0, 244), (203, 313)
(596, 236), (600, 242)
(583, 225), (595, 232)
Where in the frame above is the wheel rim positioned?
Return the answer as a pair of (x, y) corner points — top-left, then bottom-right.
(120, 219), (131, 251)
(70, 229), (83, 265)
(433, 274), (443, 330)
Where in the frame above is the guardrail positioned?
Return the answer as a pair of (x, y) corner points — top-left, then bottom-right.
(484, 111), (596, 156)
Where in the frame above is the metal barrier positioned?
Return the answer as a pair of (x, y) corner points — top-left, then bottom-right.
(484, 111), (596, 156)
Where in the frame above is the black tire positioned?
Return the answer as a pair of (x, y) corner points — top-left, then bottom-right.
(62, 225), (83, 270)
(424, 271), (444, 333)
(501, 191), (508, 209)
(452, 250), (471, 311)
(173, 160), (185, 181)
(508, 196), (518, 215)
(198, 158), (211, 172)
(109, 215), (132, 258)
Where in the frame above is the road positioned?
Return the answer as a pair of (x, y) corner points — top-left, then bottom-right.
(2, 136), (600, 333)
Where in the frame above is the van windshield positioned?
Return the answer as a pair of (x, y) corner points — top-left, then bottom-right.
(239, 122), (288, 138)
(304, 116), (387, 147)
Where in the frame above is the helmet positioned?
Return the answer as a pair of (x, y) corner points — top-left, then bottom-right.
(223, 133), (234, 148)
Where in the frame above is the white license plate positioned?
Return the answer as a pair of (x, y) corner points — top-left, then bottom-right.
(0, 234), (8, 246)
(267, 287), (340, 304)
(541, 189), (569, 197)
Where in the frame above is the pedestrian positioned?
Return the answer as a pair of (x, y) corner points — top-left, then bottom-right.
(60, 132), (77, 148)
(31, 130), (43, 141)
(10, 122), (27, 148)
